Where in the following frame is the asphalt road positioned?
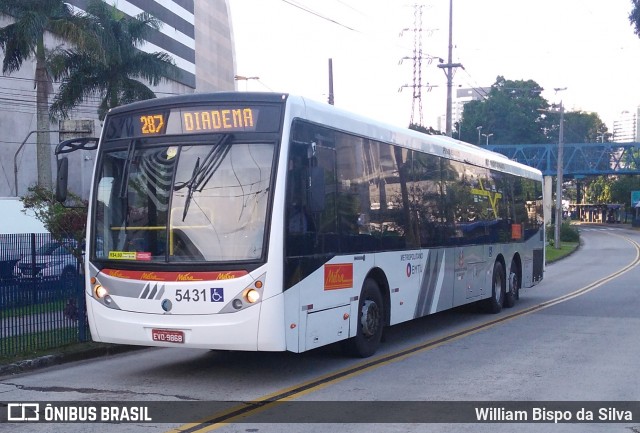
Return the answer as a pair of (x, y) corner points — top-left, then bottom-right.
(1, 225), (639, 433)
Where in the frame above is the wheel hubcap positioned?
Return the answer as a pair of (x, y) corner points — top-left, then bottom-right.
(361, 300), (380, 338)
(495, 273), (503, 302)
(509, 272), (519, 298)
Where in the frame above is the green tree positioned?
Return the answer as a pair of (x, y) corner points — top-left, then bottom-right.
(0, 0), (89, 189)
(610, 175), (640, 206)
(409, 123), (445, 135)
(459, 76), (550, 145)
(556, 111), (607, 143)
(49, 0), (176, 120)
(459, 77), (609, 146)
(630, 0), (640, 35)
(584, 176), (613, 203)
(20, 185), (87, 261)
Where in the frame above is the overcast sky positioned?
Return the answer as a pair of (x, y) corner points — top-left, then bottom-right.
(228, 0), (640, 130)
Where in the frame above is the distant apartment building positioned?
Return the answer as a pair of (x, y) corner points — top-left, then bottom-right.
(612, 108), (640, 143)
(0, 0), (236, 199)
(437, 87), (490, 135)
(452, 87), (490, 127)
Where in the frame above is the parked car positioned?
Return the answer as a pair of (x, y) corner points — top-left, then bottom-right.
(13, 240), (79, 288)
(0, 249), (20, 282)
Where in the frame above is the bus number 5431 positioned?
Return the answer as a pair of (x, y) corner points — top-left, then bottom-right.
(175, 288), (206, 302)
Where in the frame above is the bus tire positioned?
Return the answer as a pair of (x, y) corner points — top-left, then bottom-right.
(483, 261), (505, 314)
(343, 278), (384, 358)
(504, 262), (519, 308)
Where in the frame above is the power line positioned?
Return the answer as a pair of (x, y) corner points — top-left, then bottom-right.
(280, 0), (359, 32)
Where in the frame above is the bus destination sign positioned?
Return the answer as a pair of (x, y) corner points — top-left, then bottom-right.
(137, 107), (258, 136)
(182, 108), (255, 132)
(104, 103), (283, 140)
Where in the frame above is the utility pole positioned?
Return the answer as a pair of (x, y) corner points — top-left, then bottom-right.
(437, 0), (462, 136)
(553, 87), (567, 250)
(328, 58), (334, 105)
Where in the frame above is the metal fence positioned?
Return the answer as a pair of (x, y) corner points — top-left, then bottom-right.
(0, 233), (89, 359)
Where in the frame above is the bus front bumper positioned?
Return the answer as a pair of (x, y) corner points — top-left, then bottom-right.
(86, 295), (266, 351)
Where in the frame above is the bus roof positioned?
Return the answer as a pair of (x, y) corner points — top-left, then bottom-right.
(106, 92), (542, 181)
(288, 94), (542, 181)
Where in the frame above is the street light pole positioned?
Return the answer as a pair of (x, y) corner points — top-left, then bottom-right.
(482, 132), (493, 146)
(234, 75), (259, 91)
(597, 126), (607, 143)
(554, 91), (566, 250)
(476, 125), (482, 146)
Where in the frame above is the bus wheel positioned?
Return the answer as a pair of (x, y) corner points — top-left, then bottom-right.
(343, 278), (384, 358)
(483, 261), (505, 314)
(504, 263), (519, 308)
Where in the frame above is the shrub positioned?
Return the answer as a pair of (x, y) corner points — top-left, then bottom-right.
(546, 221), (580, 244)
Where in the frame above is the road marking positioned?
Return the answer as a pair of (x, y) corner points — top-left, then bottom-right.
(166, 234), (640, 432)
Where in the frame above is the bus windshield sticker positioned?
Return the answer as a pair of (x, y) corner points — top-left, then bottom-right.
(108, 251), (152, 261)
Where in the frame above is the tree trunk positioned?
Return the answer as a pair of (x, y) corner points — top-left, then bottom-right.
(35, 38), (52, 190)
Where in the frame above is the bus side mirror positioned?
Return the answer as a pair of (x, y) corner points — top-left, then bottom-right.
(56, 157), (69, 203)
(308, 166), (325, 213)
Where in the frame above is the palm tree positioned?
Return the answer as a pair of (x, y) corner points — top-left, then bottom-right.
(0, 0), (89, 190)
(49, 0), (177, 121)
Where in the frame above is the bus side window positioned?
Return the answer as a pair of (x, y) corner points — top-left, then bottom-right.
(286, 152), (314, 234)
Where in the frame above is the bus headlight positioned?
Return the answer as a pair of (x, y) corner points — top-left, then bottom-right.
(95, 285), (109, 299)
(245, 289), (260, 303)
(220, 274), (266, 313)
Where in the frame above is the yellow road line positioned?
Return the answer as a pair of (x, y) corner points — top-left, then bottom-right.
(166, 235), (640, 432)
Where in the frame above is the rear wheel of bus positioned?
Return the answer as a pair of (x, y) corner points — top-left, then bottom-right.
(504, 259), (520, 308)
(483, 260), (505, 314)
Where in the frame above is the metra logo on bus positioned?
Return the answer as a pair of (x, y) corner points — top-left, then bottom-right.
(106, 270), (128, 279)
(324, 264), (353, 290)
(176, 273), (203, 281)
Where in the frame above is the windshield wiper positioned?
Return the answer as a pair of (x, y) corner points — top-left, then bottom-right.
(174, 134), (233, 221)
(177, 156), (200, 221)
(118, 140), (136, 199)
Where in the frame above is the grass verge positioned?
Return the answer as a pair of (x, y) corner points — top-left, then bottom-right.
(0, 328), (84, 363)
(545, 241), (579, 263)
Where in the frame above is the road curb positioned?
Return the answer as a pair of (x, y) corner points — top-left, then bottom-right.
(0, 344), (144, 376)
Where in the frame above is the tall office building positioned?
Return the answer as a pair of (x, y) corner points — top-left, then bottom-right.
(612, 108), (640, 143)
(66, 0), (236, 92)
(0, 0), (236, 198)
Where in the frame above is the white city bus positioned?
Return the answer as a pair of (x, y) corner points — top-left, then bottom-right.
(57, 92), (544, 357)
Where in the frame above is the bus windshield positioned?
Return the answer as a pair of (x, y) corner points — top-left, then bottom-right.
(93, 139), (275, 263)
